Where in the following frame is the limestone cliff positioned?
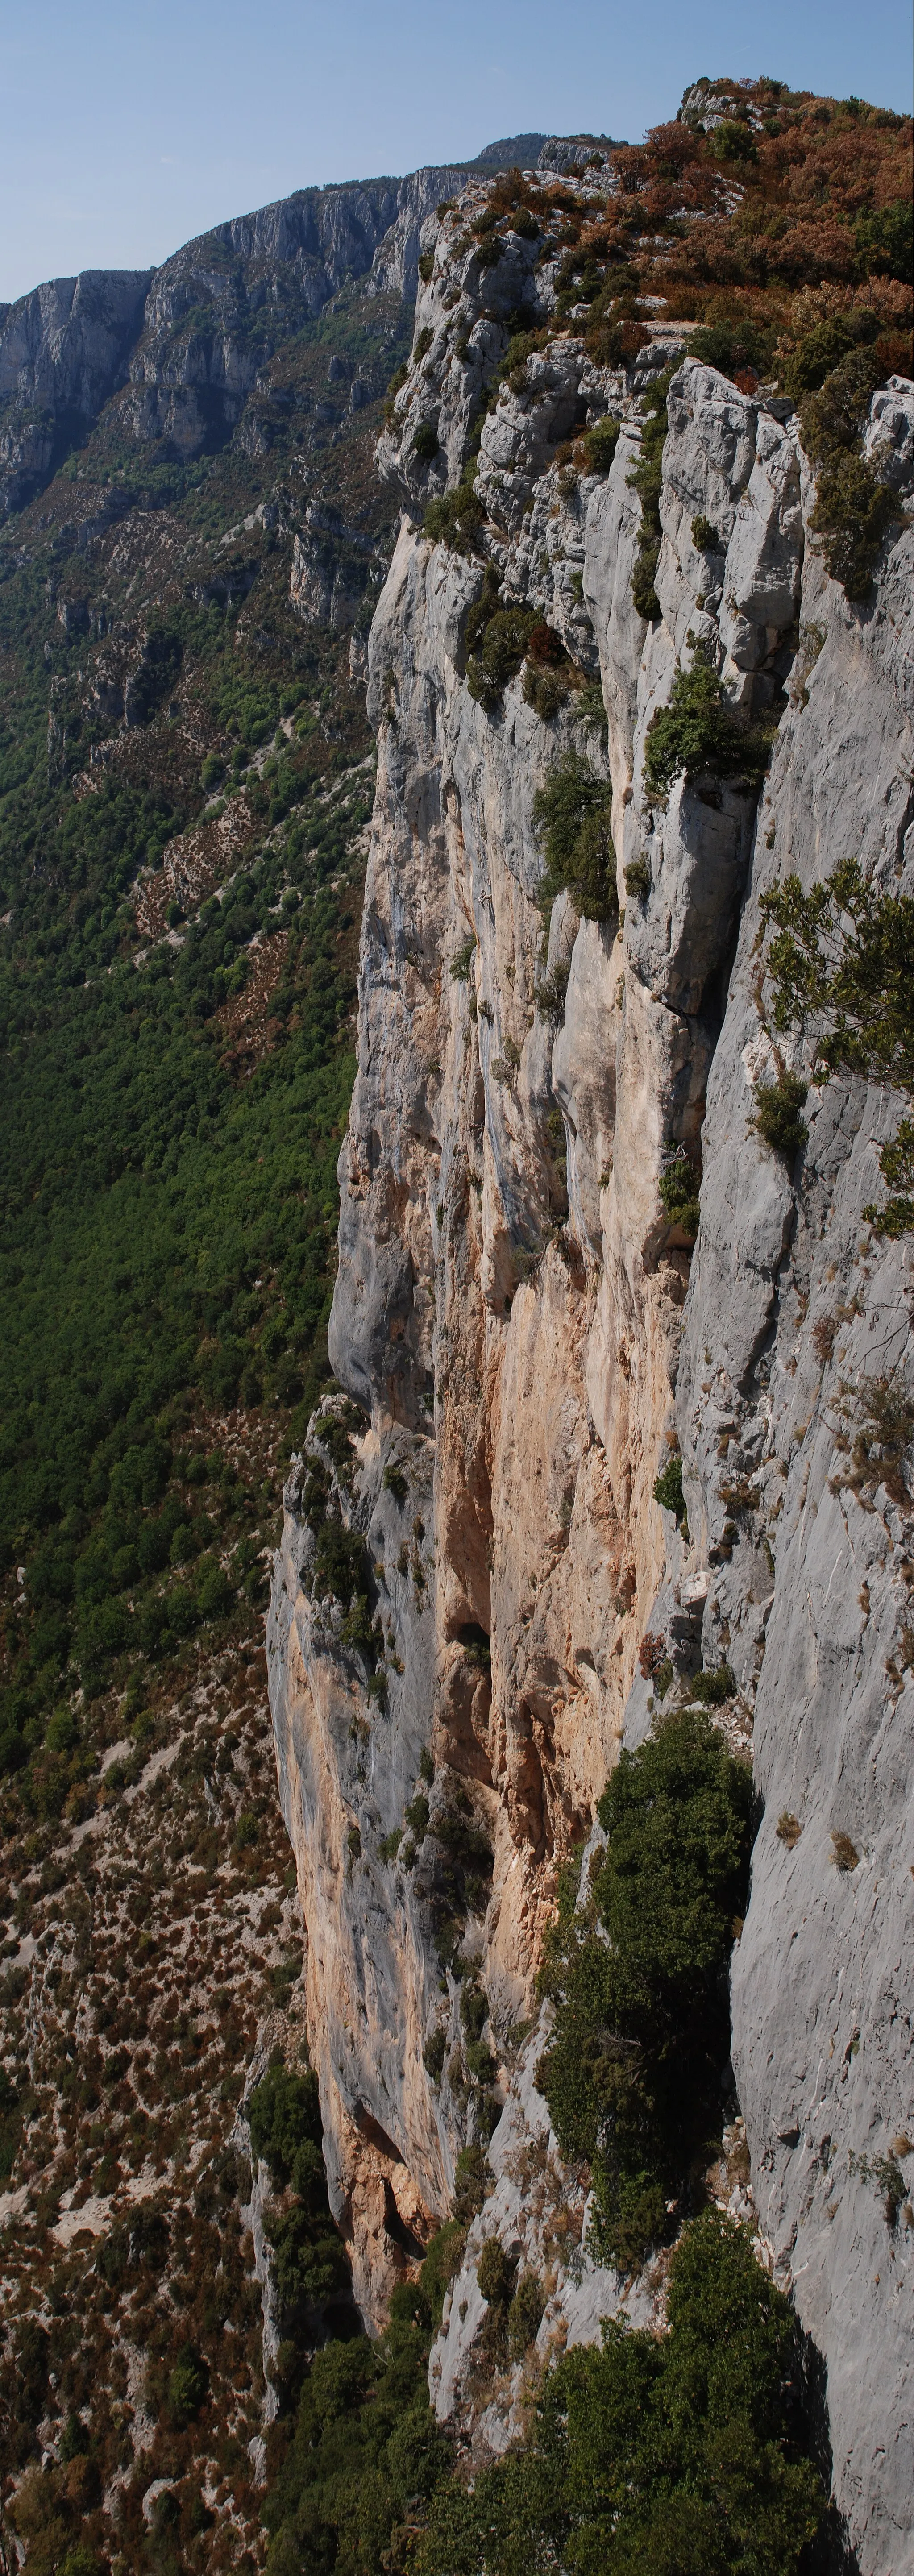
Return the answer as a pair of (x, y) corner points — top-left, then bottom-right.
(267, 165), (914, 2571)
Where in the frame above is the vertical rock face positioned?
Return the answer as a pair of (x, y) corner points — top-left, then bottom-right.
(267, 167), (914, 2568)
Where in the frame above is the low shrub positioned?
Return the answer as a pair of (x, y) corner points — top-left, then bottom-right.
(507, 2272), (544, 2357)
(779, 310), (880, 404)
(653, 1451), (686, 1523)
(423, 2029), (446, 2082)
(382, 362), (408, 421)
(167, 2343), (208, 2425)
(644, 654), (769, 802)
(831, 1829), (860, 1872)
(522, 620), (572, 723)
(777, 1811), (802, 1847)
(420, 2219), (466, 2323)
(690, 316), (775, 382)
(382, 1462), (408, 1503)
(411, 420), (440, 463)
(789, 337), (903, 597)
(533, 752), (616, 922)
(536, 1712), (752, 2269)
(467, 607), (537, 708)
(628, 370), (672, 622)
(691, 512), (720, 552)
(424, 471), (485, 553)
(760, 856), (914, 1225)
(810, 449), (902, 598)
(582, 415), (621, 475)
(476, 2238), (515, 2306)
(752, 1072), (809, 1160)
(690, 1663), (736, 1705)
(261, 2310), (448, 2572)
(415, 2210), (825, 2576)
(523, 662), (569, 721)
(658, 1154), (701, 1239)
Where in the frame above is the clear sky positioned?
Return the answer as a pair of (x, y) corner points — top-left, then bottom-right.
(0, 0), (910, 303)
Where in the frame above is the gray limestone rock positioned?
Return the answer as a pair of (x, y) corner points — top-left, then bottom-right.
(268, 145), (914, 2559)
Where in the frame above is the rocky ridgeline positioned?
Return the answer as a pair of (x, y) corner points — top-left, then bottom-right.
(267, 160), (914, 2568)
(0, 139), (619, 517)
(0, 170), (475, 513)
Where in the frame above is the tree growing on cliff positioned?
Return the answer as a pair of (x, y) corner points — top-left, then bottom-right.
(414, 2210), (824, 2575)
(533, 754), (617, 922)
(760, 856), (914, 1231)
(536, 1712), (752, 2269)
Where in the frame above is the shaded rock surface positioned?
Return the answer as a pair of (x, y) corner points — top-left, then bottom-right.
(267, 159), (914, 2571)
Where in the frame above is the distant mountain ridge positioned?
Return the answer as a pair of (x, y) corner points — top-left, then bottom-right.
(0, 133), (624, 516)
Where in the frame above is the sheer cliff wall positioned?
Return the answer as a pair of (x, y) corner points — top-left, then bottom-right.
(267, 173), (914, 2572)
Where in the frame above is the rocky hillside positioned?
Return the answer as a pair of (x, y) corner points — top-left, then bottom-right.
(267, 79), (914, 2576)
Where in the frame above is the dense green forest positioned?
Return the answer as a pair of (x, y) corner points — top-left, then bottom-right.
(0, 285), (407, 1822)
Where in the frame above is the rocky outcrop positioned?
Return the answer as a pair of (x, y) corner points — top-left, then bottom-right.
(0, 270), (150, 510)
(267, 158), (914, 2572)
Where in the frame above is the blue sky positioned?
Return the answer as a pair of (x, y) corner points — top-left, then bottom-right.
(1, 0), (909, 301)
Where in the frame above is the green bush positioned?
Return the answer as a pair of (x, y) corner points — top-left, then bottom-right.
(382, 1461), (408, 1503)
(624, 854), (651, 900)
(412, 421), (440, 463)
(418, 251), (435, 282)
(690, 316), (776, 383)
(423, 2029), (446, 2082)
(312, 1513), (370, 1612)
(523, 661), (570, 722)
(536, 1712), (752, 2268)
(167, 2343), (208, 2424)
(507, 2272), (545, 2357)
(800, 344), (883, 460)
(854, 198), (912, 281)
(262, 2310), (449, 2574)
(467, 607), (537, 709)
(415, 2210), (824, 2576)
(533, 753), (617, 922)
(383, 361), (408, 420)
(424, 470), (485, 552)
(249, 2062), (322, 2187)
(653, 1451), (686, 1523)
(690, 1663), (736, 1705)
(477, 2237), (515, 2306)
(582, 415), (621, 475)
(780, 310), (879, 403)
(628, 371), (672, 622)
(752, 1072), (809, 1160)
(195, 1556), (233, 1620)
(810, 449), (902, 598)
(450, 934), (476, 982)
(690, 512), (720, 552)
(420, 2220), (466, 2324)
(708, 117), (758, 164)
(658, 1156), (701, 1239)
(644, 655), (769, 802)
(787, 338), (902, 597)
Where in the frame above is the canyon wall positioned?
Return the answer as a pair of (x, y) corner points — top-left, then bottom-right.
(267, 170), (914, 2572)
